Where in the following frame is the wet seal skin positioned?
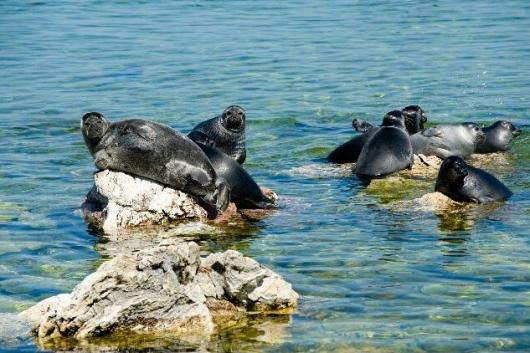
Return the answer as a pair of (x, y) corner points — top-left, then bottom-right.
(188, 105), (247, 164)
(355, 110), (413, 182)
(435, 156), (512, 203)
(475, 120), (522, 153)
(197, 143), (276, 210)
(410, 122), (485, 159)
(81, 112), (230, 215)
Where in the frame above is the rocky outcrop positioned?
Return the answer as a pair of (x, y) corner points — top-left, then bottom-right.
(82, 170), (278, 234)
(20, 239), (298, 341)
(82, 170), (209, 234)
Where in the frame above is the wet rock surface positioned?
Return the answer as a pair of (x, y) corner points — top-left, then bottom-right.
(20, 239), (298, 342)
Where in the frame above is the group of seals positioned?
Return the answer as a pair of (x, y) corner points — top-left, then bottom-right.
(327, 105), (426, 164)
(81, 105), (521, 215)
(82, 113), (230, 212)
(328, 106), (521, 203)
(81, 106), (276, 216)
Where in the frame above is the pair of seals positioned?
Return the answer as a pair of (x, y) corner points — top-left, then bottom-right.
(355, 111), (413, 180)
(188, 105), (246, 164)
(475, 120), (522, 153)
(410, 122), (485, 159)
(328, 106), (426, 164)
(435, 156), (512, 203)
(81, 112), (230, 212)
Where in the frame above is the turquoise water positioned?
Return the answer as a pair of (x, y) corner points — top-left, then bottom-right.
(1, 1), (530, 352)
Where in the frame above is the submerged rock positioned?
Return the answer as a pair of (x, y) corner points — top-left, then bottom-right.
(20, 239), (298, 342)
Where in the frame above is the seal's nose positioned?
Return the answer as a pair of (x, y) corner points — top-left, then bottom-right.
(513, 128), (522, 137)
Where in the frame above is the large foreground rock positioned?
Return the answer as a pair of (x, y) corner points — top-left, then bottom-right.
(20, 239), (298, 341)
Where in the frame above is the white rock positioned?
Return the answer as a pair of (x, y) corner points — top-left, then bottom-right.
(82, 170), (208, 234)
(20, 240), (298, 341)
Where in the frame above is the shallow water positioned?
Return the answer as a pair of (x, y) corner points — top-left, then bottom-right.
(1, 1), (530, 352)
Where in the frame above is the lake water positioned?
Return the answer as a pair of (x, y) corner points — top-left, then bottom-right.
(1, 1), (530, 352)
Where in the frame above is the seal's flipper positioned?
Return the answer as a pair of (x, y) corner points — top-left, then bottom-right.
(135, 124), (158, 141)
(214, 178), (230, 212)
(422, 126), (443, 138)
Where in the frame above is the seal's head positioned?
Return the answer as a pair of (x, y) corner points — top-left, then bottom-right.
(402, 105), (427, 134)
(81, 112), (109, 141)
(221, 105), (246, 133)
(462, 122), (486, 144)
(381, 110), (406, 129)
(352, 118), (375, 133)
(436, 156), (468, 194)
(492, 120), (522, 138)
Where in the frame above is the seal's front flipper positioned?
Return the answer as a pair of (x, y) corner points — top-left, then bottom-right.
(214, 178), (230, 212)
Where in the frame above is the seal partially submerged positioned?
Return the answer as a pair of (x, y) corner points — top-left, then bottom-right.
(197, 143), (276, 209)
(410, 122), (485, 159)
(435, 156), (512, 203)
(329, 105), (426, 164)
(475, 120), (522, 153)
(81, 112), (230, 213)
(355, 111), (413, 180)
(188, 105), (246, 164)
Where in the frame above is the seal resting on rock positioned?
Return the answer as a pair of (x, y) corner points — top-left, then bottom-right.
(188, 105), (246, 164)
(355, 111), (413, 180)
(435, 156), (512, 203)
(197, 143), (276, 209)
(475, 120), (522, 153)
(329, 105), (427, 164)
(410, 122), (485, 159)
(81, 112), (230, 213)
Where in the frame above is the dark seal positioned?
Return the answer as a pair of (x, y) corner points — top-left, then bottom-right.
(327, 127), (378, 164)
(410, 122), (485, 159)
(475, 120), (522, 153)
(81, 112), (230, 212)
(329, 105), (427, 164)
(401, 105), (428, 135)
(197, 143), (275, 209)
(355, 111), (413, 180)
(435, 156), (512, 203)
(188, 105), (246, 164)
